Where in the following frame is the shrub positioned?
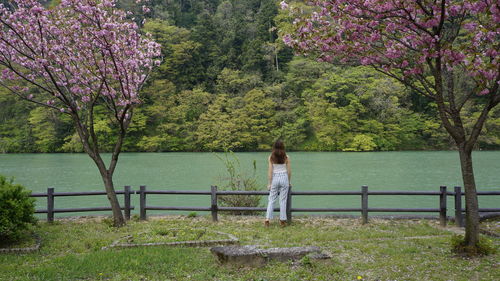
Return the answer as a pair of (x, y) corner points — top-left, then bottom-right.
(451, 234), (497, 256)
(215, 152), (262, 215)
(0, 175), (36, 244)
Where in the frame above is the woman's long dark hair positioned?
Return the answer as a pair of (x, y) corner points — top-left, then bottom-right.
(271, 140), (286, 164)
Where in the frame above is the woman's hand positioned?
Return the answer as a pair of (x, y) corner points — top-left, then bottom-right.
(267, 184), (271, 191)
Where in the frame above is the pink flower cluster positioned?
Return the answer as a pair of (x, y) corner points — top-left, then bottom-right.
(0, 0), (161, 113)
(283, 0), (499, 95)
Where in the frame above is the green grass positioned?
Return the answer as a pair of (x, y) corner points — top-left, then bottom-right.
(1, 216), (499, 281)
(480, 218), (500, 236)
(127, 227), (223, 244)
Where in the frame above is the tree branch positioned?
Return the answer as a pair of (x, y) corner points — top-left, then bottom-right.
(372, 66), (436, 100)
(108, 103), (133, 176)
(0, 18), (37, 56)
(466, 94), (497, 151)
(0, 57), (55, 95)
(0, 80), (65, 112)
(415, 0), (432, 16)
(88, 98), (100, 155)
(435, 0), (446, 35)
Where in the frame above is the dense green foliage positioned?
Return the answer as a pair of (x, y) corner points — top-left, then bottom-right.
(0, 175), (36, 243)
(0, 0), (498, 152)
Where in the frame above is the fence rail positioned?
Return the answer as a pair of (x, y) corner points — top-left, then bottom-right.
(31, 186), (135, 221)
(30, 185), (500, 227)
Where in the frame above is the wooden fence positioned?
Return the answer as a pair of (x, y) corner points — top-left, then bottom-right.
(31, 186), (135, 221)
(30, 185), (500, 227)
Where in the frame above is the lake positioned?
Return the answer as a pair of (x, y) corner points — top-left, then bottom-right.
(0, 151), (499, 217)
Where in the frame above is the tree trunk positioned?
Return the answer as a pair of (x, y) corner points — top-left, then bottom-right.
(92, 157), (125, 227)
(71, 113), (126, 227)
(99, 169), (125, 227)
(81, 144), (126, 227)
(457, 143), (480, 247)
(90, 148), (125, 227)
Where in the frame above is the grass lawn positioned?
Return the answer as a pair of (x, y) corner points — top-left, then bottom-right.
(0, 215), (498, 281)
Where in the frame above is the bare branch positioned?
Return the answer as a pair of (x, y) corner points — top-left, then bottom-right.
(0, 18), (37, 56)
(415, 0), (432, 16)
(373, 66), (436, 100)
(0, 80), (66, 113)
(467, 94), (497, 151)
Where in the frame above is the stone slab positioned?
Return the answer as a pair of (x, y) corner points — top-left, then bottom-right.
(211, 245), (329, 266)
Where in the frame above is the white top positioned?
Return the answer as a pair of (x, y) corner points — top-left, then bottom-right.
(272, 163), (287, 173)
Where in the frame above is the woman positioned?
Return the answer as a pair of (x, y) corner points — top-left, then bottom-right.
(265, 140), (291, 227)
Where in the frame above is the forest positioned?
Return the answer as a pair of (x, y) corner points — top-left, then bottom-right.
(0, 0), (499, 153)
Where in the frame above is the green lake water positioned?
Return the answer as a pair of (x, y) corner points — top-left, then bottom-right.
(0, 151), (498, 218)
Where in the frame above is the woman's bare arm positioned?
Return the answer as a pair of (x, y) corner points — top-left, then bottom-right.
(267, 156), (273, 190)
(286, 156), (292, 186)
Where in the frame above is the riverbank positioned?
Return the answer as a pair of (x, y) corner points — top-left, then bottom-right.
(1, 216), (499, 280)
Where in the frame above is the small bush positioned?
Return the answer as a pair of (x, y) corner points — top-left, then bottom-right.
(451, 234), (497, 256)
(215, 152), (262, 215)
(0, 175), (36, 244)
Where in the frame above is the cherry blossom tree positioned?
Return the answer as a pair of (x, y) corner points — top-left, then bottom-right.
(283, 0), (499, 253)
(0, 0), (161, 226)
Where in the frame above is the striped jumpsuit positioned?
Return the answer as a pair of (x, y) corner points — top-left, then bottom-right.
(266, 161), (289, 221)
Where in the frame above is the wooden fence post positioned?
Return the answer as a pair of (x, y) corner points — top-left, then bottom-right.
(439, 186), (447, 227)
(47, 187), (54, 222)
(454, 186), (464, 227)
(124, 186), (131, 220)
(286, 185), (292, 224)
(361, 185), (368, 224)
(140, 185), (147, 220)
(211, 185), (218, 222)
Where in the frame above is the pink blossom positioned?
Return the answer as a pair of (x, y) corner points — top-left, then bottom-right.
(385, 22), (396, 33)
(360, 57), (371, 65)
(479, 89), (489, 95)
(463, 22), (477, 31)
(322, 55), (333, 62)
(283, 34), (293, 46)
(449, 5), (462, 17)
(280, 1), (288, 10)
(285, 0), (498, 96)
(0, 0), (161, 113)
(480, 70), (497, 80)
(422, 18), (439, 28)
(31, 6), (44, 14)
